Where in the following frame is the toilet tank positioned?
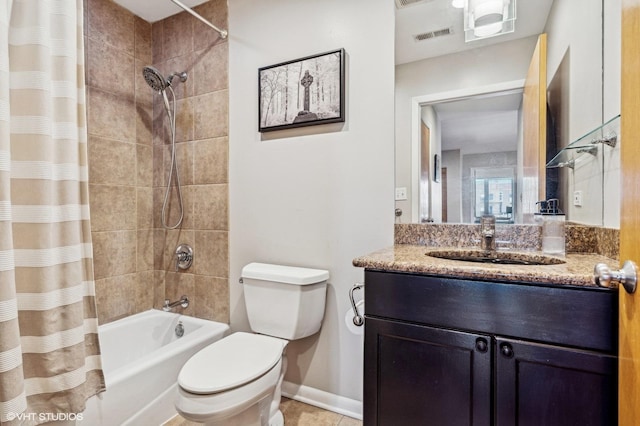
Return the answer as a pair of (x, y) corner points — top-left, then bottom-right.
(241, 263), (329, 340)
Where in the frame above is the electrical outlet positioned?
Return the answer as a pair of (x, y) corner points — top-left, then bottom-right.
(395, 187), (408, 201)
(573, 190), (583, 207)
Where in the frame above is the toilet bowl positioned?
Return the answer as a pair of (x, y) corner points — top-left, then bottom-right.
(175, 263), (329, 426)
(176, 332), (288, 425)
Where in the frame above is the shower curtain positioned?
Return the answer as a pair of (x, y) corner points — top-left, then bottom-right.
(0, 1), (105, 424)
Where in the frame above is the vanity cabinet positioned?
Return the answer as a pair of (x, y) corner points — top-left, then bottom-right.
(363, 270), (618, 426)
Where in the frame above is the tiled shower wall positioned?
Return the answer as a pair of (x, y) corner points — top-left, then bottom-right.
(85, 0), (229, 324)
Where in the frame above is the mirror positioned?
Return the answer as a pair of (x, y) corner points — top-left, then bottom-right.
(395, 0), (620, 227)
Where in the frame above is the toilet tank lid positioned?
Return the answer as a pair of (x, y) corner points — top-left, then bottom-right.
(241, 262), (329, 285)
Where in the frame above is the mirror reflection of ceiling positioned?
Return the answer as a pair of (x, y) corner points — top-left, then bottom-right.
(395, 0), (555, 65)
(434, 92), (522, 155)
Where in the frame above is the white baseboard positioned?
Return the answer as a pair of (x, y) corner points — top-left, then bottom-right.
(281, 381), (362, 420)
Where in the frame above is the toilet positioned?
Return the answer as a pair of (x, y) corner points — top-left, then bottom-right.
(175, 262), (329, 426)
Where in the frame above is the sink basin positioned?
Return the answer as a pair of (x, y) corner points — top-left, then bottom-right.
(425, 249), (566, 265)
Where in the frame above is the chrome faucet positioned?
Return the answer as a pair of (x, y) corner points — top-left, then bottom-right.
(480, 214), (496, 251)
(163, 295), (189, 312)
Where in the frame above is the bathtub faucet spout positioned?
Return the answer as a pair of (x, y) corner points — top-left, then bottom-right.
(163, 295), (189, 312)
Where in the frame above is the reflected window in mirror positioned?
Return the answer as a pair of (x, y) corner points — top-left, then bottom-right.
(473, 175), (515, 224)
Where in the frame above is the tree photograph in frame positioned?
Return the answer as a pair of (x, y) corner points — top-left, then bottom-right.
(258, 48), (345, 132)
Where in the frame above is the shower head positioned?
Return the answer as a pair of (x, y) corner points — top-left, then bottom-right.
(143, 66), (168, 92)
(142, 66), (188, 92)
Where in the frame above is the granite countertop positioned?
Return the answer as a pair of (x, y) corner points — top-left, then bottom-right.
(352, 245), (620, 288)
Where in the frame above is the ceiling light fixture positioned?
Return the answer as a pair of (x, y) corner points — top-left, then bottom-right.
(452, 0), (464, 8)
(464, 0), (516, 42)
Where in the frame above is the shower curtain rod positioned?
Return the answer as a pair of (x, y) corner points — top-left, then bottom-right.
(170, 0), (228, 39)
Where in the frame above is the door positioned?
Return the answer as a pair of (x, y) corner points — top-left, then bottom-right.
(363, 317), (491, 426)
(419, 122), (431, 222)
(619, 1), (640, 423)
(495, 337), (617, 426)
(522, 33), (547, 222)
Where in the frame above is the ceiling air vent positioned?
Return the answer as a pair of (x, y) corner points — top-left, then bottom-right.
(395, 0), (433, 9)
(414, 27), (453, 42)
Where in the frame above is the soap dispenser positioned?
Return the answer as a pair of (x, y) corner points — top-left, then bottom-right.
(534, 198), (566, 255)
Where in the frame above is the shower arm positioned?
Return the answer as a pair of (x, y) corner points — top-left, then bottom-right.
(169, 0), (228, 39)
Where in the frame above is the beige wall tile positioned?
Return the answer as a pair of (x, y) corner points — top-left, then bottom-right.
(134, 16), (152, 63)
(87, 0), (230, 324)
(158, 229), (195, 272)
(137, 144), (153, 187)
(151, 21), (165, 64)
(136, 102), (153, 145)
(87, 37), (134, 97)
(154, 185), (188, 230)
(137, 228), (154, 272)
(89, 184), (137, 232)
(194, 275), (229, 322)
(87, 0), (134, 56)
(194, 90), (229, 140)
(88, 136), (136, 186)
(174, 97), (194, 143)
(192, 0), (228, 52)
(153, 97), (170, 146)
(94, 278), (109, 324)
(165, 272), (195, 315)
(193, 43), (228, 96)
(193, 184), (228, 231)
(192, 137), (228, 184)
(153, 270), (166, 309)
(176, 185), (195, 230)
(96, 273), (137, 324)
(91, 231), (137, 280)
(193, 231), (228, 277)
(153, 145), (167, 188)
(175, 141), (193, 185)
(135, 58), (154, 108)
(137, 187), (153, 229)
(163, 12), (193, 60)
(88, 87), (136, 142)
(135, 270), (155, 313)
(157, 53), (196, 100)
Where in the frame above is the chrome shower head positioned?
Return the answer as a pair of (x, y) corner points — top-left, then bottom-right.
(142, 66), (188, 92)
(142, 66), (168, 92)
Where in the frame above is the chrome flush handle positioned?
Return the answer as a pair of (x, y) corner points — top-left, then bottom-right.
(594, 260), (638, 294)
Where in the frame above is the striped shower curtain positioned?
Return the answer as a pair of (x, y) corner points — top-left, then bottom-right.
(0, 1), (105, 424)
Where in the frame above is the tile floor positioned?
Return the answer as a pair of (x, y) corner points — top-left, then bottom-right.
(164, 398), (362, 426)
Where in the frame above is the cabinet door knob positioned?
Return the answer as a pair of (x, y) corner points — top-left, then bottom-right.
(475, 338), (489, 353)
(500, 343), (514, 358)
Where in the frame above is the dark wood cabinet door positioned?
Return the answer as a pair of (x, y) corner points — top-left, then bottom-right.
(495, 337), (617, 426)
(364, 317), (491, 426)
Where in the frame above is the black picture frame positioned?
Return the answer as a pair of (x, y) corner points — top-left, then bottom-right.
(258, 48), (345, 132)
(434, 154), (441, 182)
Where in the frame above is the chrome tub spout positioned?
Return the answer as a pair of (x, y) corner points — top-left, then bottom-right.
(163, 295), (189, 312)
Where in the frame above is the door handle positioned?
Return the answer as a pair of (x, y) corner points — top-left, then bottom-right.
(594, 260), (637, 294)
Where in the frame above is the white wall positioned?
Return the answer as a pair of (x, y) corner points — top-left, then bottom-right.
(228, 0), (394, 409)
(603, 0), (621, 228)
(395, 36), (539, 222)
(544, 0), (621, 227)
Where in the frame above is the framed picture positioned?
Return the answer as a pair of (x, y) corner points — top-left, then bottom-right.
(434, 154), (441, 182)
(258, 48), (345, 132)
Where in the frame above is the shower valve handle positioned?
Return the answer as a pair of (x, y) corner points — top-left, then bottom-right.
(175, 244), (193, 272)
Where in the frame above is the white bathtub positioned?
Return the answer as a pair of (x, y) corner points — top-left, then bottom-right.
(80, 309), (229, 426)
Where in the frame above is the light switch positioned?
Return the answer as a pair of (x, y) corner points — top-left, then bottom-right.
(573, 190), (583, 207)
(395, 187), (408, 201)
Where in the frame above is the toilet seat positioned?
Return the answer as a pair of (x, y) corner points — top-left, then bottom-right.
(178, 332), (287, 394)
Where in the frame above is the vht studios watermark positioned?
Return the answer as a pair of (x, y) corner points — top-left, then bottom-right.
(6, 412), (83, 422)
